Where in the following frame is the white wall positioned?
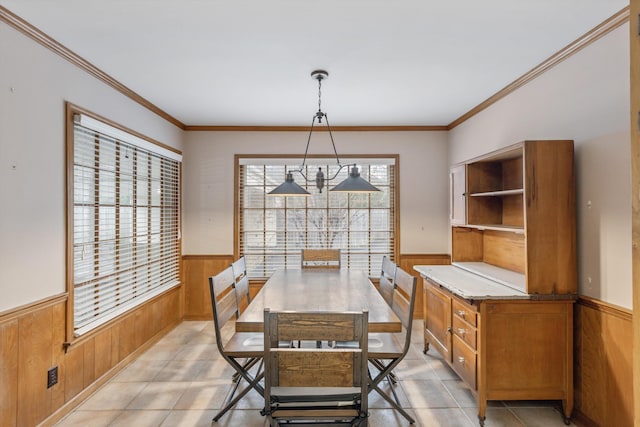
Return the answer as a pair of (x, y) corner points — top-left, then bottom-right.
(0, 22), (184, 312)
(182, 131), (450, 255)
(449, 25), (631, 308)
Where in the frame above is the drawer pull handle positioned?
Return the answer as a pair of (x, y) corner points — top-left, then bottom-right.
(457, 328), (466, 335)
(458, 356), (465, 364)
(457, 310), (466, 317)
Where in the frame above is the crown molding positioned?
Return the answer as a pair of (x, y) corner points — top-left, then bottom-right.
(184, 125), (448, 132)
(447, 6), (630, 130)
(0, 5), (186, 130)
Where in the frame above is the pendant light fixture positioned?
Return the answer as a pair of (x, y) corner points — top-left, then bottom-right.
(268, 70), (381, 196)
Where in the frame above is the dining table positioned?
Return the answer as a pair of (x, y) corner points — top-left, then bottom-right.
(235, 268), (402, 333)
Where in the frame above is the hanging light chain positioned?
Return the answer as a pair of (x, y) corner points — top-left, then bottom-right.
(317, 76), (322, 114)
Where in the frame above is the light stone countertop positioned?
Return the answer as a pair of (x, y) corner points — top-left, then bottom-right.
(413, 264), (530, 300)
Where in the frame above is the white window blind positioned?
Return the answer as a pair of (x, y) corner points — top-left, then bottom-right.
(238, 158), (396, 279)
(72, 114), (181, 335)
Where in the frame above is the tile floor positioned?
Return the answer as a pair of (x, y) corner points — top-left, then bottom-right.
(55, 321), (581, 427)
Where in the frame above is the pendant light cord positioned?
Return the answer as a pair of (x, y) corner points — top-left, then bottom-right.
(297, 74), (347, 181)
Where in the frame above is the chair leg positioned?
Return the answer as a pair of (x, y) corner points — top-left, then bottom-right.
(370, 382), (415, 424)
(369, 361), (415, 424)
(213, 359), (265, 422)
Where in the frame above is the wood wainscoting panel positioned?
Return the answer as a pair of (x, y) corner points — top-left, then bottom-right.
(574, 297), (632, 427)
(17, 304), (56, 426)
(182, 255), (234, 319)
(0, 320), (19, 426)
(0, 287), (182, 427)
(399, 253), (451, 319)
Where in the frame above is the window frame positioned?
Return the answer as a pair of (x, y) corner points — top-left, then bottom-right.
(65, 103), (182, 342)
(234, 154), (400, 279)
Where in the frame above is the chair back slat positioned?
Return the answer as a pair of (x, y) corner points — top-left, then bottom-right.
(235, 275), (250, 312)
(231, 256), (247, 280)
(378, 255), (397, 306)
(266, 311), (364, 345)
(301, 249), (341, 269)
(381, 256), (397, 279)
(216, 288), (240, 325)
(391, 267), (417, 329)
(208, 266), (240, 347)
(270, 350), (363, 388)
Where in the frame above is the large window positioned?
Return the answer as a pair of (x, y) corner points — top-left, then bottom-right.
(237, 156), (397, 279)
(69, 110), (181, 336)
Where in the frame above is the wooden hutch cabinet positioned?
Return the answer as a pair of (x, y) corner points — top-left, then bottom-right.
(415, 140), (576, 426)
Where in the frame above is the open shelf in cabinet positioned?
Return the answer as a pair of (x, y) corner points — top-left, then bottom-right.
(466, 146), (524, 229)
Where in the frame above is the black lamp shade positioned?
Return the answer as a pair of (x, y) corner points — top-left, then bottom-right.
(330, 166), (381, 193)
(267, 172), (311, 196)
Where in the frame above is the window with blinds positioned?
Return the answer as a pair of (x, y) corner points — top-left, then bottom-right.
(237, 157), (397, 279)
(71, 113), (181, 335)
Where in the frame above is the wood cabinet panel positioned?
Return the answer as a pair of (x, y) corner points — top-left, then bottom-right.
(482, 231), (525, 273)
(423, 281), (451, 359)
(483, 301), (570, 395)
(450, 164), (466, 225)
(451, 227), (483, 262)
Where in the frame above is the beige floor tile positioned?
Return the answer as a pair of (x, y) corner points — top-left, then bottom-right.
(414, 407), (476, 427)
(462, 407), (526, 427)
(55, 410), (120, 426)
(109, 409), (170, 426)
(368, 408), (416, 426)
(127, 381), (190, 409)
(220, 409), (269, 427)
(440, 379), (478, 408)
(394, 357), (440, 380)
(510, 407), (573, 426)
(137, 342), (182, 361)
(78, 382), (147, 410)
(428, 357), (460, 381)
(160, 410), (219, 427)
(173, 343), (220, 360)
(154, 359), (208, 381)
(369, 379), (412, 409)
(229, 386), (267, 410)
(112, 358), (169, 382)
(403, 379), (459, 409)
(173, 380), (232, 410)
(195, 358), (238, 380)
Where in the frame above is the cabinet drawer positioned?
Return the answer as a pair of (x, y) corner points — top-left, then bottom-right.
(452, 334), (477, 390)
(452, 298), (477, 327)
(452, 314), (477, 349)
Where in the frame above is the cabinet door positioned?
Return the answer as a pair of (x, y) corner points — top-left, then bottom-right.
(424, 280), (452, 360)
(450, 164), (466, 225)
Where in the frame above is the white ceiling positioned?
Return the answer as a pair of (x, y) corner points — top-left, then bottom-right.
(0, 0), (628, 127)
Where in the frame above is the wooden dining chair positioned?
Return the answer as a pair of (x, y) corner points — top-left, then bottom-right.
(301, 248), (341, 269)
(367, 266), (417, 424)
(231, 256), (251, 313)
(208, 266), (265, 422)
(378, 255), (397, 307)
(262, 309), (369, 426)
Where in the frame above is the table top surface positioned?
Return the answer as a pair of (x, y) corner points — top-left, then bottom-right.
(235, 269), (401, 333)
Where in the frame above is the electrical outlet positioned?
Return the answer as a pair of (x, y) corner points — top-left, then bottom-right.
(47, 366), (58, 388)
